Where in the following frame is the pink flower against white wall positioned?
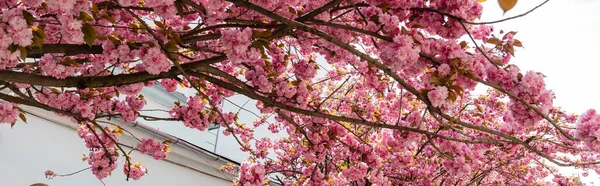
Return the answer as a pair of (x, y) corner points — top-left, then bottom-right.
(136, 138), (169, 160)
(124, 162), (146, 180)
(0, 102), (19, 124)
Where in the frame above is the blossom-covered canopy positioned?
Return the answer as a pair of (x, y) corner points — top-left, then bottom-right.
(1, 0), (598, 185)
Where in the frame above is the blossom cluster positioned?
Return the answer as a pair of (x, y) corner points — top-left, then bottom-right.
(124, 162), (147, 180)
(237, 161), (266, 186)
(2, 0), (600, 185)
(136, 138), (169, 160)
(0, 101), (20, 124)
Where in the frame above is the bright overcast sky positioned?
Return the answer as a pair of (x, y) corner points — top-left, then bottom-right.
(479, 0), (600, 114)
(479, 0), (600, 183)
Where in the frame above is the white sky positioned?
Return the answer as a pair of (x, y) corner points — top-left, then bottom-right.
(479, 0), (600, 114)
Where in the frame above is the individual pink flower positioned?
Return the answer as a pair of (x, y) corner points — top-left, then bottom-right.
(472, 25), (493, 40)
(160, 79), (179, 92)
(220, 163), (237, 174)
(88, 149), (118, 180)
(575, 109), (600, 152)
(123, 162), (146, 180)
(45, 170), (57, 179)
(126, 96), (145, 111)
(442, 157), (472, 177)
(39, 54), (78, 79)
(143, 0), (174, 7)
(117, 0), (140, 6)
(142, 47), (171, 75)
(0, 102), (20, 124)
(428, 86), (448, 107)
(293, 59), (317, 80)
(22, 0), (43, 7)
(437, 64), (451, 76)
(6, 15), (32, 46)
(58, 15), (84, 44)
(378, 34), (421, 73)
(220, 28), (261, 65)
(117, 83), (144, 96)
(237, 161), (266, 186)
(46, 0), (76, 12)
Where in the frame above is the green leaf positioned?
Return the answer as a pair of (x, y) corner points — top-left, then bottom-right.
(154, 21), (165, 29)
(175, 0), (185, 17)
(82, 23), (96, 46)
(18, 47), (27, 61)
(498, 0), (518, 13)
(19, 113), (27, 123)
(101, 14), (116, 24)
(504, 44), (515, 56)
(78, 12), (94, 22)
(513, 39), (523, 47)
(288, 7), (298, 15)
(252, 30), (273, 39)
(62, 57), (80, 67)
(165, 40), (178, 52)
(91, 3), (99, 16)
(22, 10), (35, 25)
(459, 41), (468, 48)
(486, 38), (502, 45)
(31, 26), (46, 47)
(9, 44), (18, 53)
(377, 3), (390, 12)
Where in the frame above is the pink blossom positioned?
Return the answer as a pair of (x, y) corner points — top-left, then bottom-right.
(472, 25), (493, 40)
(58, 15), (84, 44)
(428, 86), (448, 107)
(117, 0), (140, 6)
(0, 102), (19, 124)
(46, 0), (76, 12)
(142, 47), (171, 75)
(39, 54), (78, 79)
(293, 59), (317, 80)
(437, 64), (451, 76)
(22, 0), (43, 7)
(160, 79), (179, 92)
(220, 163), (237, 174)
(117, 83), (144, 96)
(124, 162), (146, 180)
(378, 35), (421, 73)
(136, 138), (169, 160)
(126, 96), (145, 111)
(88, 148), (118, 179)
(6, 16), (32, 46)
(237, 161), (266, 186)
(220, 28), (260, 65)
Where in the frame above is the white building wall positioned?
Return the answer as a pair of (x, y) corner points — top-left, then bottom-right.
(0, 85), (289, 186)
(0, 106), (235, 186)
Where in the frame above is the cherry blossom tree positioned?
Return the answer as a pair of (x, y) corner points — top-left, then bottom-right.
(1, 0), (598, 185)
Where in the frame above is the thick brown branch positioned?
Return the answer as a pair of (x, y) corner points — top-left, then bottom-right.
(0, 55), (226, 88)
(27, 44), (103, 58)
